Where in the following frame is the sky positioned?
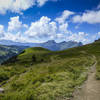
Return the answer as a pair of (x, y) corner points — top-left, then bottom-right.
(0, 0), (100, 44)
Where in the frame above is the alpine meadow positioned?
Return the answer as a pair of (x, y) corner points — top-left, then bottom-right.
(0, 0), (100, 100)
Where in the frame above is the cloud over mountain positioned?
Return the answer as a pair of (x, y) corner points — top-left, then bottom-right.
(0, 11), (89, 44)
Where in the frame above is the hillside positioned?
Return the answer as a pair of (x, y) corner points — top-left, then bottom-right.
(0, 40), (82, 51)
(0, 45), (28, 64)
(0, 41), (100, 100)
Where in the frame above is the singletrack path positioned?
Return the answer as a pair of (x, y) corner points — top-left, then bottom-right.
(71, 56), (100, 100)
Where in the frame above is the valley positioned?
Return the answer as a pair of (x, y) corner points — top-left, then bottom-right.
(0, 45), (27, 64)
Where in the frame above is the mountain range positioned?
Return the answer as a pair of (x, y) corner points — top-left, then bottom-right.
(0, 40), (83, 51)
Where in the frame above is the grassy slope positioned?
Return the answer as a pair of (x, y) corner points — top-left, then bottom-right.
(0, 42), (100, 100)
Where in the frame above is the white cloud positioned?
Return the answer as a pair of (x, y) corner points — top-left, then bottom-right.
(37, 0), (58, 7)
(0, 10), (77, 43)
(56, 33), (65, 38)
(0, 11), (96, 44)
(0, 0), (35, 14)
(25, 16), (57, 38)
(67, 32), (88, 43)
(73, 10), (100, 24)
(24, 15), (71, 42)
(8, 16), (22, 32)
(55, 10), (74, 24)
(0, 25), (4, 33)
(0, 0), (57, 14)
(98, 32), (100, 35)
(2, 32), (27, 42)
(8, 16), (27, 32)
(37, 0), (48, 6)
(23, 24), (28, 29)
(0, 25), (5, 37)
(59, 23), (68, 33)
(22, 14), (89, 43)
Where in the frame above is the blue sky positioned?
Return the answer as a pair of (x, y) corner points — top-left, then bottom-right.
(0, 0), (100, 44)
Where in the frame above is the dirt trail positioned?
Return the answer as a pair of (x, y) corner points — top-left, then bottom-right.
(71, 56), (100, 100)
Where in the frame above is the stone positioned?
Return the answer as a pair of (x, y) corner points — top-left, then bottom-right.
(0, 88), (4, 93)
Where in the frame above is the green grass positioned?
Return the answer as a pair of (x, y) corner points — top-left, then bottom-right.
(0, 42), (100, 100)
(95, 55), (100, 80)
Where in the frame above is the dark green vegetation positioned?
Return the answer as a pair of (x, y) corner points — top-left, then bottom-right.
(0, 41), (100, 100)
(0, 45), (27, 64)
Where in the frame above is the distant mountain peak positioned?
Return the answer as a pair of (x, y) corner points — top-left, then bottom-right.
(60, 41), (66, 44)
(46, 40), (56, 43)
